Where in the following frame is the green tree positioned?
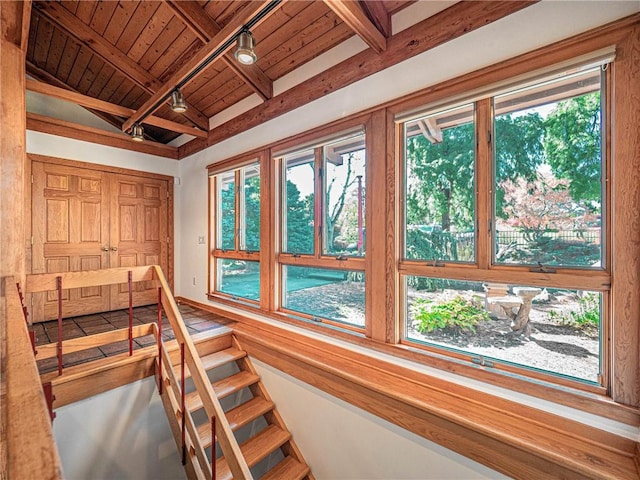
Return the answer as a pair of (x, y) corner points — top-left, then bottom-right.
(406, 122), (475, 232)
(544, 92), (601, 203)
(285, 179), (314, 254)
(494, 112), (546, 217)
(406, 114), (545, 233)
(220, 180), (235, 249)
(244, 175), (260, 251)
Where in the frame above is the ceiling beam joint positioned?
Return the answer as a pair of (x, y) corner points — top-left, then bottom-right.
(323, 0), (387, 54)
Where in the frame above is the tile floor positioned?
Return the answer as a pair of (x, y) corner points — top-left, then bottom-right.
(34, 303), (234, 374)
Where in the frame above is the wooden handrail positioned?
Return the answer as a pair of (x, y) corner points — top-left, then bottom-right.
(155, 323), (210, 479)
(152, 265), (252, 479)
(36, 323), (154, 360)
(25, 265), (155, 292)
(3, 277), (63, 479)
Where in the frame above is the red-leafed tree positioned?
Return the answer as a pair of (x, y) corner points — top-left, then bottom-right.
(499, 166), (597, 241)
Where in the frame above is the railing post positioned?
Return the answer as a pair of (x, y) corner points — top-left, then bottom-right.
(56, 276), (63, 376)
(43, 382), (56, 423)
(157, 287), (163, 395)
(128, 270), (133, 356)
(211, 416), (216, 480)
(180, 342), (186, 466)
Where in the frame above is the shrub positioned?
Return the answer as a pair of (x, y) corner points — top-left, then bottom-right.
(412, 296), (488, 334)
(550, 292), (599, 330)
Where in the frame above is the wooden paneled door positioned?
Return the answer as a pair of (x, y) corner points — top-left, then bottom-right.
(31, 159), (171, 321)
(109, 174), (168, 310)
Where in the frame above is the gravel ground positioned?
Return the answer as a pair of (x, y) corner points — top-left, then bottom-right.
(408, 289), (599, 382)
(288, 281), (599, 382)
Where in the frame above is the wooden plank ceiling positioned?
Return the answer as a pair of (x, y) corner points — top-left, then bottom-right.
(27, 0), (413, 145)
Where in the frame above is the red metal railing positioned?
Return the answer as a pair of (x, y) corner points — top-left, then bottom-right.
(16, 282), (36, 355)
(128, 270), (134, 356)
(56, 276), (63, 376)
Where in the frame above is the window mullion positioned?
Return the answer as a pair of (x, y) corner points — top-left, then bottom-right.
(314, 146), (323, 258)
(476, 98), (492, 270)
(234, 169), (241, 252)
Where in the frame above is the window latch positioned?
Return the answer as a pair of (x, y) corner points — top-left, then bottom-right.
(427, 259), (445, 267)
(472, 356), (494, 368)
(530, 262), (556, 274)
(292, 253), (301, 258)
(336, 255), (348, 261)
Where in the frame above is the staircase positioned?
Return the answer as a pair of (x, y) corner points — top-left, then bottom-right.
(161, 328), (313, 480)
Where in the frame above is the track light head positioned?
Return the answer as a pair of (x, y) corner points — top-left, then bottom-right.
(234, 30), (257, 65)
(131, 123), (144, 142)
(170, 89), (188, 113)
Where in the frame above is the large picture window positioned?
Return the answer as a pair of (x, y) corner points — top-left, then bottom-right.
(400, 66), (608, 386)
(277, 131), (367, 329)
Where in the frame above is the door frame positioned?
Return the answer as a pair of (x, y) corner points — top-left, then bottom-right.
(27, 154), (175, 313)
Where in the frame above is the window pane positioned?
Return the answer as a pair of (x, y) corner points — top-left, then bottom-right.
(323, 133), (366, 256)
(405, 276), (601, 382)
(404, 104), (475, 262)
(283, 151), (315, 255)
(218, 172), (235, 250)
(242, 163), (260, 251)
(494, 69), (603, 268)
(282, 266), (364, 328)
(217, 259), (260, 301)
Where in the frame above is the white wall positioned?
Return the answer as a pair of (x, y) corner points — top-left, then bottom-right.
(253, 359), (508, 480)
(26, 131), (180, 178)
(52, 377), (186, 480)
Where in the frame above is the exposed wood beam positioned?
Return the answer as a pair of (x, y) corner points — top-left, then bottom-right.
(418, 119), (442, 144)
(26, 61), (166, 143)
(323, 0), (387, 53)
(26, 78), (207, 138)
(1, 0), (29, 287)
(361, 1), (390, 38)
(20, 0), (32, 53)
(31, 2), (208, 130)
(26, 61), (144, 139)
(123, 1), (279, 133)
(166, 0), (273, 101)
(27, 113), (179, 160)
(179, 1), (537, 158)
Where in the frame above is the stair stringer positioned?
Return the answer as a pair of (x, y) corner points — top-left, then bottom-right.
(231, 335), (315, 480)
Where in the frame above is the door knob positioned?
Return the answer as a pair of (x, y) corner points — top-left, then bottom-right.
(111, 246), (118, 251)
(102, 246), (109, 252)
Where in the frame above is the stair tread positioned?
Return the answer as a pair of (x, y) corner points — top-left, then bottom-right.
(197, 397), (274, 447)
(215, 425), (291, 480)
(185, 371), (260, 411)
(261, 456), (310, 480)
(227, 397), (274, 430)
(181, 347), (246, 378)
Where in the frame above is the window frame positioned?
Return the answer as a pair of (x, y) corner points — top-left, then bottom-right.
(208, 152), (265, 307)
(273, 122), (370, 331)
(396, 65), (612, 394)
